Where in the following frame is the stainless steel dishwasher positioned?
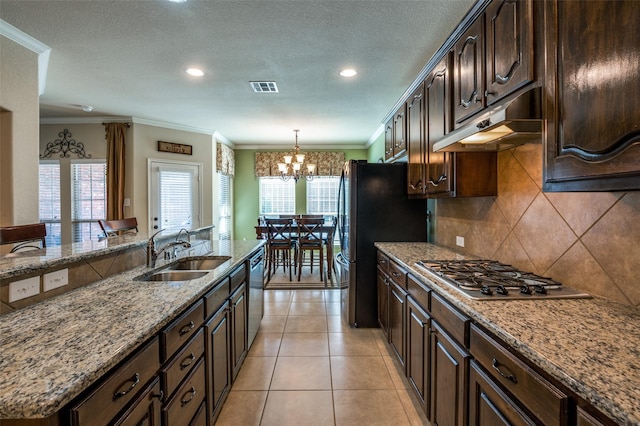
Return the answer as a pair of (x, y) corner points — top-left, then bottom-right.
(247, 249), (264, 348)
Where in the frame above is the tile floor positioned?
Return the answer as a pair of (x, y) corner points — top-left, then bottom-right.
(214, 288), (429, 425)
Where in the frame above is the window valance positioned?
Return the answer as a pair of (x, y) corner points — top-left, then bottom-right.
(255, 151), (345, 177)
(217, 142), (235, 177)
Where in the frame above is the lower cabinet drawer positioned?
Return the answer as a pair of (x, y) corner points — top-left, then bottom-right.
(70, 337), (160, 426)
(470, 324), (569, 426)
(161, 328), (205, 399)
(112, 377), (162, 426)
(161, 299), (204, 362)
(189, 401), (207, 426)
(162, 356), (206, 425)
(431, 292), (469, 347)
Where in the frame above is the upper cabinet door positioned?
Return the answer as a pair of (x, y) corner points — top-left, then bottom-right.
(485, 0), (534, 105)
(384, 119), (394, 161)
(453, 18), (484, 127)
(544, 0), (640, 191)
(407, 83), (426, 197)
(393, 105), (407, 158)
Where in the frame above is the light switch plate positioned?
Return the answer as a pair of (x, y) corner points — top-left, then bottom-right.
(43, 269), (69, 292)
(456, 236), (465, 247)
(9, 276), (40, 302)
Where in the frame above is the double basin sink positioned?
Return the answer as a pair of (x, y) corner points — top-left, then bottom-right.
(136, 256), (232, 282)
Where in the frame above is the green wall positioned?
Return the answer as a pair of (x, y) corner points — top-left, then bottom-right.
(367, 131), (385, 164)
(234, 148), (368, 241)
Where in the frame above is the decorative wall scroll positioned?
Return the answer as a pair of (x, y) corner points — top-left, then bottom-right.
(158, 140), (193, 155)
(40, 129), (92, 159)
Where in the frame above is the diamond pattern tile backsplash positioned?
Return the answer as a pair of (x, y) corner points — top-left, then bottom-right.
(434, 144), (640, 306)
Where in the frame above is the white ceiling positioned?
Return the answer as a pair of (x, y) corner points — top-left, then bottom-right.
(1, 0), (474, 148)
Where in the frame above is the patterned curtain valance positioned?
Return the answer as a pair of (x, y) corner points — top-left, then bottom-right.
(217, 142), (235, 177)
(255, 151), (345, 177)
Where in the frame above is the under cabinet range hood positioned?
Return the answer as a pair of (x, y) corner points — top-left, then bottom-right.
(433, 87), (543, 152)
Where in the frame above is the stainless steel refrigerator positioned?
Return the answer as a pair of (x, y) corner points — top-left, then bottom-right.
(336, 160), (427, 328)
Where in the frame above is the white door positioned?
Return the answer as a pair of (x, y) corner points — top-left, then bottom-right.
(149, 159), (202, 233)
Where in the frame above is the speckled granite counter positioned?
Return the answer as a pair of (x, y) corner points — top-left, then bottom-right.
(0, 239), (265, 419)
(376, 242), (640, 426)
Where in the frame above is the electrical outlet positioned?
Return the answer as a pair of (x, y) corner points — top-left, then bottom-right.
(456, 236), (465, 247)
(9, 276), (40, 302)
(43, 269), (69, 292)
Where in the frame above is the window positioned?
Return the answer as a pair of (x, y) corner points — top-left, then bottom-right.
(218, 173), (232, 240)
(71, 161), (106, 242)
(259, 177), (295, 215)
(149, 160), (201, 233)
(307, 176), (339, 216)
(39, 161), (62, 246)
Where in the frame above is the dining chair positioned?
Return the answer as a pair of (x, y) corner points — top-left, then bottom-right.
(295, 218), (325, 282)
(98, 218), (139, 237)
(265, 218), (295, 282)
(0, 223), (47, 253)
(300, 214), (323, 219)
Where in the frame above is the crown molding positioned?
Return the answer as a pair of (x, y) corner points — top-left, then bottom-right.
(366, 124), (384, 147)
(1, 19), (51, 96)
(235, 143), (366, 150)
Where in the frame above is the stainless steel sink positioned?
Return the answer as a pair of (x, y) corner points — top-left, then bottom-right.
(136, 271), (209, 282)
(166, 256), (232, 271)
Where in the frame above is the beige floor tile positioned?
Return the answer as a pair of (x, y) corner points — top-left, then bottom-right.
(383, 355), (409, 390)
(397, 389), (429, 426)
(214, 390), (267, 426)
(231, 356), (277, 390)
(288, 301), (327, 316)
(292, 289), (325, 302)
(263, 301), (291, 316)
(258, 315), (287, 333)
(324, 289), (341, 302)
(326, 302), (341, 315)
(327, 315), (352, 333)
(333, 390), (411, 426)
(331, 356), (395, 390)
(270, 356), (332, 390)
(372, 328), (395, 356)
(279, 332), (329, 356)
(264, 289), (294, 303)
(285, 315), (328, 333)
(329, 330), (381, 356)
(248, 332), (282, 357)
(261, 390), (335, 426)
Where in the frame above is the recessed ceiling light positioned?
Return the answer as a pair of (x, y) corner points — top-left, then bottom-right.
(81, 105), (93, 112)
(168, 0), (187, 3)
(186, 68), (204, 77)
(340, 69), (357, 78)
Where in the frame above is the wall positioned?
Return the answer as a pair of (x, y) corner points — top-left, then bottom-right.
(233, 148), (368, 241)
(0, 36), (40, 226)
(434, 143), (640, 306)
(131, 124), (215, 234)
(367, 131), (385, 164)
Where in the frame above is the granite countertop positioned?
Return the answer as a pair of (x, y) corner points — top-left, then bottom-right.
(0, 239), (265, 419)
(376, 242), (640, 426)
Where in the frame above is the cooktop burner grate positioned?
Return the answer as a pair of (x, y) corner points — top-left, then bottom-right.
(415, 259), (591, 300)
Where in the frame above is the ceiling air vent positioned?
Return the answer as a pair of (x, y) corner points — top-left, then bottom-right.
(250, 81), (279, 93)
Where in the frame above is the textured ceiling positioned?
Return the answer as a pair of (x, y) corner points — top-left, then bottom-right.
(1, 0), (475, 147)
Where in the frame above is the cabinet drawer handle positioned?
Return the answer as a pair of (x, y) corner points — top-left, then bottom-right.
(427, 174), (447, 186)
(409, 179), (424, 191)
(113, 373), (140, 400)
(180, 386), (196, 407)
(179, 321), (195, 336)
(492, 358), (518, 383)
(180, 353), (196, 370)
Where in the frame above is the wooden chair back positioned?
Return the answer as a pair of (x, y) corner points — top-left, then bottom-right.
(0, 223), (47, 252)
(296, 218), (325, 248)
(300, 214), (323, 219)
(265, 218), (294, 247)
(98, 218), (139, 237)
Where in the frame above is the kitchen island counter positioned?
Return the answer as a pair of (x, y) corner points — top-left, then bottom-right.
(0, 239), (265, 420)
(376, 242), (640, 426)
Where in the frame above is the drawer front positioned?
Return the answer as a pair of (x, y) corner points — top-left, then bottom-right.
(71, 337), (160, 426)
(377, 251), (390, 274)
(430, 292), (469, 347)
(189, 401), (207, 426)
(162, 300), (205, 362)
(162, 328), (205, 398)
(389, 260), (407, 289)
(112, 377), (162, 426)
(205, 278), (230, 319)
(407, 273), (429, 311)
(229, 264), (246, 293)
(470, 324), (569, 426)
(162, 356), (206, 426)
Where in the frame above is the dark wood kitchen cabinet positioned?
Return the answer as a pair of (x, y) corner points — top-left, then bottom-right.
(453, 0), (535, 127)
(377, 251), (390, 335)
(205, 302), (231, 424)
(406, 296), (431, 416)
(543, 0), (640, 191)
(112, 377), (163, 426)
(230, 279), (247, 380)
(385, 105), (407, 161)
(388, 260), (408, 368)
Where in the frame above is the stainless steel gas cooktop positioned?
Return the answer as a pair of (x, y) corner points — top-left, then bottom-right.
(415, 259), (591, 301)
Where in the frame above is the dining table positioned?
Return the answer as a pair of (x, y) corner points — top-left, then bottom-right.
(254, 221), (337, 280)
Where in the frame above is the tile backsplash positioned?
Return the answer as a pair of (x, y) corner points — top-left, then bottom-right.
(434, 144), (640, 306)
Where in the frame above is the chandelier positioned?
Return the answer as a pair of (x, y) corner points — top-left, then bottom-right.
(278, 129), (316, 183)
